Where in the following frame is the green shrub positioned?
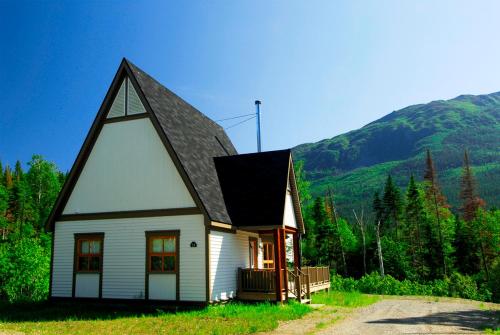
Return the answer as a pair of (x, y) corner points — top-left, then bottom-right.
(0, 234), (51, 302)
(330, 272), (494, 302)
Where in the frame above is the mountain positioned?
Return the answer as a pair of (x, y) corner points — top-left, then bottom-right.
(292, 92), (500, 218)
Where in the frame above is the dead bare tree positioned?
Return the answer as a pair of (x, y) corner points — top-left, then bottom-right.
(353, 209), (366, 276)
(376, 220), (384, 277)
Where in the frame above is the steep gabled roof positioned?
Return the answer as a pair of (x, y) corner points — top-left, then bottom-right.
(127, 60), (237, 223)
(46, 59), (304, 232)
(47, 58), (237, 229)
(214, 150), (305, 232)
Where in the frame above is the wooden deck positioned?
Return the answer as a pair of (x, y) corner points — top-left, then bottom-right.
(237, 266), (330, 303)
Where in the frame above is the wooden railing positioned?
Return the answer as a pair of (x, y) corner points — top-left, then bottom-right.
(238, 266), (330, 301)
(301, 266), (330, 287)
(238, 268), (276, 292)
(287, 268), (310, 303)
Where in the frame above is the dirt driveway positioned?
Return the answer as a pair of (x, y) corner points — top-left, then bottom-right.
(266, 297), (499, 335)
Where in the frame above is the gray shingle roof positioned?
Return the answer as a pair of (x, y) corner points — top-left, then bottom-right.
(127, 60), (237, 224)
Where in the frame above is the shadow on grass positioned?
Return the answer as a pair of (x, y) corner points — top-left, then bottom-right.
(0, 300), (205, 323)
(367, 309), (499, 332)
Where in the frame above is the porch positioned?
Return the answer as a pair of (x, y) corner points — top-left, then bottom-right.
(236, 227), (330, 303)
(237, 266), (330, 303)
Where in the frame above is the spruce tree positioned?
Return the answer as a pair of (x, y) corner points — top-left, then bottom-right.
(0, 160), (3, 185)
(404, 175), (426, 277)
(311, 197), (332, 266)
(382, 175), (402, 239)
(4, 166), (13, 189)
(14, 161), (23, 182)
(460, 149), (484, 222)
(423, 149), (448, 277)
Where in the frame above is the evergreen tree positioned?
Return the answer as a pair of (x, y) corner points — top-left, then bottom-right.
(423, 149), (449, 277)
(0, 160), (4, 185)
(459, 150), (484, 222)
(0, 183), (8, 239)
(4, 166), (13, 189)
(403, 175), (426, 277)
(382, 175), (402, 239)
(453, 217), (481, 275)
(14, 161), (23, 182)
(311, 197), (332, 266)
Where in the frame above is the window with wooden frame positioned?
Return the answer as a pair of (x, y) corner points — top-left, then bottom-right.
(249, 238), (258, 269)
(262, 242), (274, 269)
(76, 235), (103, 272)
(147, 234), (178, 273)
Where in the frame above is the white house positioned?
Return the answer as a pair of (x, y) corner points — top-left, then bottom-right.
(46, 59), (328, 305)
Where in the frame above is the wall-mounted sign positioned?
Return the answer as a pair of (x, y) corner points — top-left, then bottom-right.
(190, 241), (197, 248)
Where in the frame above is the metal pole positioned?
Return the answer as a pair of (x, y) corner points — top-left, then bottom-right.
(255, 100), (261, 152)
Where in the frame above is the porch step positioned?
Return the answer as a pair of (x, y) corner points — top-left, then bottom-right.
(298, 298), (311, 304)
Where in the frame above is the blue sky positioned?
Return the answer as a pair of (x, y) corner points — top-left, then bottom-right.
(1, 1), (500, 172)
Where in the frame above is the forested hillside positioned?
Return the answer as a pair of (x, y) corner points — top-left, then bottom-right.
(293, 92), (500, 216)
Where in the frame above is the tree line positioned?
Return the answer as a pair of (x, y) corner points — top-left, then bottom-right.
(297, 149), (499, 302)
(0, 155), (64, 302)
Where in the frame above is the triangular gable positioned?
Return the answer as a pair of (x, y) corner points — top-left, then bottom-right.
(46, 59), (206, 230)
(285, 156), (305, 233)
(106, 78), (146, 119)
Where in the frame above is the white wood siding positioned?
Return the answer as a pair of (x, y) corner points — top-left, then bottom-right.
(209, 230), (260, 302)
(63, 118), (195, 214)
(52, 215), (205, 301)
(75, 273), (99, 298)
(149, 274), (176, 300)
(284, 192), (297, 229)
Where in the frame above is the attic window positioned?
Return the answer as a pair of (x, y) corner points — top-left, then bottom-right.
(106, 78), (146, 119)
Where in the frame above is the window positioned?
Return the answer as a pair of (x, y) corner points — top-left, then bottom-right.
(262, 242), (274, 269)
(249, 238), (258, 269)
(148, 235), (177, 273)
(76, 236), (103, 272)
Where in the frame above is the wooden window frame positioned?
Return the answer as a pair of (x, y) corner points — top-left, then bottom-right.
(146, 231), (180, 275)
(75, 234), (104, 273)
(148, 235), (177, 273)
(262, 242), (275, 269)
(249, 237), (258, 270)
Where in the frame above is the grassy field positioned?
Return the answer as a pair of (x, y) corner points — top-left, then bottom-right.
(0, 291), (379, 335)
(312, 291), (379, 308)
(0, 301), (310, 335)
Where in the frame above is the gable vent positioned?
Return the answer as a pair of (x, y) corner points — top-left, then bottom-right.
(107, 80), (126, 118)
(127, 78), (146, 115)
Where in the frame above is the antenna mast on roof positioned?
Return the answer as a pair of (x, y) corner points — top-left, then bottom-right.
(255, 100), (262, 152)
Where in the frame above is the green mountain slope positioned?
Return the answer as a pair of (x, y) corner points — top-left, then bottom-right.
(293, 92), (500, 217)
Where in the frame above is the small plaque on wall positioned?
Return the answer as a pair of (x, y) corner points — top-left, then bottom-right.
(190, 241), (197, 248)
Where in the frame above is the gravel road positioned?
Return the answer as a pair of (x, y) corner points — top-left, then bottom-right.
(317, 298), (498, 335)
(265, 297), (499, 335)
